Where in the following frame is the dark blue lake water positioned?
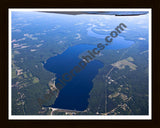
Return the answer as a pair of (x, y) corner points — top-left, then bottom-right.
(44, 29), (134, 111)
(44, 44), (104, 110)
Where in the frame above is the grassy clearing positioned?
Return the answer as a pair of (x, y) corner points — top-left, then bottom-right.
(33, 77), (39, 84)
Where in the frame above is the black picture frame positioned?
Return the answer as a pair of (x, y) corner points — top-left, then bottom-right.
(0, 0), (160, 128)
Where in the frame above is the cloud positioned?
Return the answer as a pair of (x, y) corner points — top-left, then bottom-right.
(13, 29), (21, 32)
(75, 33), (81, 40)
(138, 37), (146, 40)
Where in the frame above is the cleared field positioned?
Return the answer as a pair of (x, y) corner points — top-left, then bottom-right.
(111, 57), (137, 70)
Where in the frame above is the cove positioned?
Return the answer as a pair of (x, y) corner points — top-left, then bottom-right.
(87, 27), (134, 49)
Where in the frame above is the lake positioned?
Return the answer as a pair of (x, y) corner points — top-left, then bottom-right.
(44, 28), (134, 111)
(44, 44), (104, 111)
